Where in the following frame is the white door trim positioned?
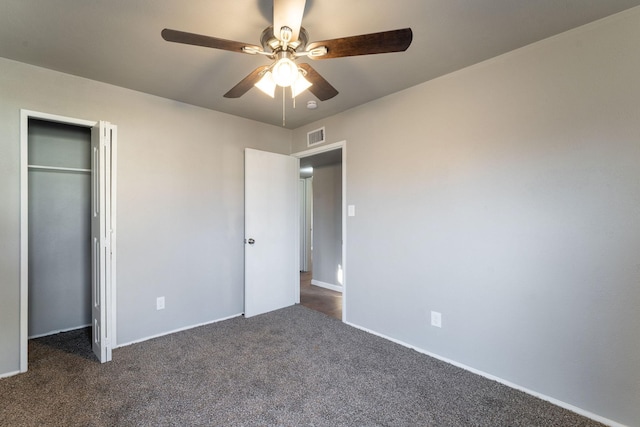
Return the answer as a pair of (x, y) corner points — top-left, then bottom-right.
(298, 179), (308, 272)
(19, 109), (117, 371)
(291, 141), (347, 322)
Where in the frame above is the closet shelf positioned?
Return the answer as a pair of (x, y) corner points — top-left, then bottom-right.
(28, 164), (91, 173)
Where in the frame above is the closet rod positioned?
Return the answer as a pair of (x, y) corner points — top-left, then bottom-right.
(28, 165), (91, 174)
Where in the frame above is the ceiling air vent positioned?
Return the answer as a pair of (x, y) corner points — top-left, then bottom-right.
(307, 127), (325, 147)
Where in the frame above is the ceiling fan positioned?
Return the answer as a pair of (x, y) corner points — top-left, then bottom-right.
(161, 0), (413, 102)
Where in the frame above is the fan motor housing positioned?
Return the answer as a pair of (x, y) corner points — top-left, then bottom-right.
(260, 26), (309, 55)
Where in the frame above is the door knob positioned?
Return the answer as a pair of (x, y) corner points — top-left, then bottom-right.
(247, 238), (255, 245)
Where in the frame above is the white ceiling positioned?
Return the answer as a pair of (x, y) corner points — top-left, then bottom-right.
(1, 0), (639, 129)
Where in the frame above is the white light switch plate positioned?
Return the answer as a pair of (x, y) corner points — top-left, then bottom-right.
(348, 205), (356, 217)
(157, 296), (165, 310)
(431, 311), (442, 328)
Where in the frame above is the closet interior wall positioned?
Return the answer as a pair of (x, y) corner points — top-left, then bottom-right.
(27, 119), (92, 338)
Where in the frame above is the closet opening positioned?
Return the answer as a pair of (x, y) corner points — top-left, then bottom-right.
(20, 110), (117, 371)
(27, 119), (93, 357)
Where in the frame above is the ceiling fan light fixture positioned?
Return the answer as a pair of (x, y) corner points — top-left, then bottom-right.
(272, 53), (298, 87)
(291, 72), (312, 98)
(254, 71), (276, 97)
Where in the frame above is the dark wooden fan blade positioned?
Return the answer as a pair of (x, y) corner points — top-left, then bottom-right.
(161, 28), (261, 54)
(273, 0), (306, 42)
(298, 63), (338, 101)
(307, 28), (412, 59)
(224, 65), (271, 98)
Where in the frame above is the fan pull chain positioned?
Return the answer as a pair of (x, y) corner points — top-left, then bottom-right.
(282, 86), (286, 127)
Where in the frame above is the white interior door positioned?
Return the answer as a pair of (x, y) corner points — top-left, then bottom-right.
(91, 121), (115, 363)
(245, 148), (299, 318)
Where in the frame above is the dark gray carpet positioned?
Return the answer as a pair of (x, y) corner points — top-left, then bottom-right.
(1, 305), (603, 426)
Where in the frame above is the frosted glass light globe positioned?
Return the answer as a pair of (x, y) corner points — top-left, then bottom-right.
(272, 57), (298, 87)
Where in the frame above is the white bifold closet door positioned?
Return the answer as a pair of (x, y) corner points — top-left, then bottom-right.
(91, 121), (115, 363)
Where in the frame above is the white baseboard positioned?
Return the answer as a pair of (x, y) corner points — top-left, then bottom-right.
(345, 321), (627, 427)
(0, 370), (21, 379)
(311, 279), (343, 293)
(28, 323), (92, 340)
(116, 313), (243, 348)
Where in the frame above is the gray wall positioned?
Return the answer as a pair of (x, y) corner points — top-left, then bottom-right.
(311, 164), (342, 287)
(0, 56), (290, 374)
(292, 9), (640, 426)
(28, 120), (92, 337)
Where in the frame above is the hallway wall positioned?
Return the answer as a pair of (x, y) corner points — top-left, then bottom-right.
(312, 163), (342, 289)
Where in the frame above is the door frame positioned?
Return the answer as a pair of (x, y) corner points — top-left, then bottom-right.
(19, 109), (117, 371)
(291, 140), (347, 321)
(298, 177), (312, 272)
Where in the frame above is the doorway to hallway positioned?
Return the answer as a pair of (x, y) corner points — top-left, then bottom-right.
(299, 271), (342, 320)
(293, 141), (346, 321)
